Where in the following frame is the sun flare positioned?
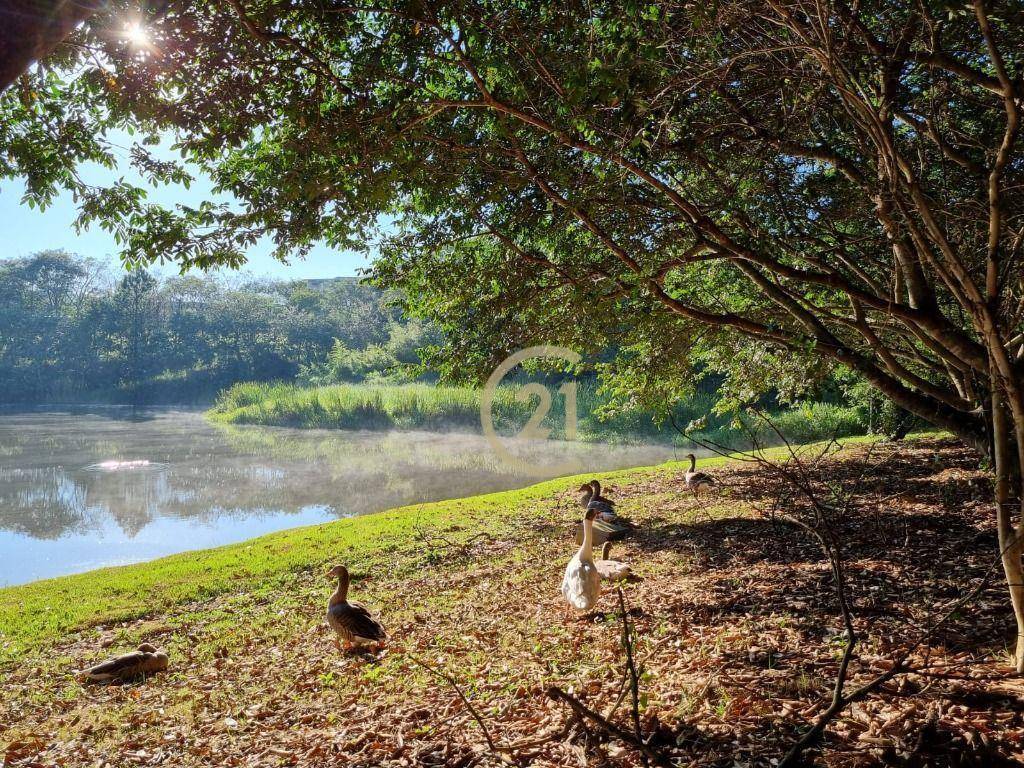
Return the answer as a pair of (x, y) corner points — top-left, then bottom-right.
(122, 21), (150, 48)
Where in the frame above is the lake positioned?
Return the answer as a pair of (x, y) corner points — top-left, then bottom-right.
(0, 408), (680, 586)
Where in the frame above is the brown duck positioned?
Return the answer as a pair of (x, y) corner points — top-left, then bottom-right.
(577, 482), (615, 522)
(82, 643), (168, 683)
(595, 542), (632, 582)
(326, 565), (387, 651)
(684, 453), (716, 497)
(588, 480), (616, 509)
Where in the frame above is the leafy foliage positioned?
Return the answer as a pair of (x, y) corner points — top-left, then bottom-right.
(0, 251), (413, 403)
(299, 320), (438, 385)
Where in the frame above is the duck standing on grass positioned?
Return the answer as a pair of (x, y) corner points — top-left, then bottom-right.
(562, 507), (601, 612)
(684, 453), (716, 497)
(326, 565), (387, 652)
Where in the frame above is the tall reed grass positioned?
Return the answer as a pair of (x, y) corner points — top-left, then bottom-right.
(210, 381), (868, 446)
(210, 381), (532, 432)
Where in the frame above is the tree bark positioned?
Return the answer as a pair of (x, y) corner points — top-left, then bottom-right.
(992, 384), (1024, 672)
(0, 0), (98, 91)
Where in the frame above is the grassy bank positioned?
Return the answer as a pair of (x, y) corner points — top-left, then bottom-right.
(209, 380), (867, 446)
(0, 451), (704, 665)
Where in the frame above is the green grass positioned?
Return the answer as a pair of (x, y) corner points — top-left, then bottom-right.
(209, 380), (868, 446)
(0, 460), (664, 666)
(0, 484), (473, 666)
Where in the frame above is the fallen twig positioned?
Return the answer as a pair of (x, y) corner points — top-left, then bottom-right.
(409, 653), (569, 759)
(703, 412), (1003, 768)
(779, 559), (998, 765)
(409, 653), (497, 753)
(546, 686), (670, 766)
(416, 530), (494, 559)
(776, 497), (1003, 767)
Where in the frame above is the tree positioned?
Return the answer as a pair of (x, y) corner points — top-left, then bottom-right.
(104, 269), (164, 400)
(3, 0), (1024, 668)
(0, 251), (106, 398)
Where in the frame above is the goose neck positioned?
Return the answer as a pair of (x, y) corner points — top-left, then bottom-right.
(331, 571), (350, 606)
(579, 517), (595, 561)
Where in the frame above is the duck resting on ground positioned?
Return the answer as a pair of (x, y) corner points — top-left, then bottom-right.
(595, 541), (631, 582)
(577, 482), (616, 522)
(684, 453), (716, 497)
(562, 507), (602, 612)
(81, 643), (169, 683)
(326, 564), (387, 652)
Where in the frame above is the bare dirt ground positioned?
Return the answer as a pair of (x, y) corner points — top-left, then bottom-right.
(3, 437), (1024, 767)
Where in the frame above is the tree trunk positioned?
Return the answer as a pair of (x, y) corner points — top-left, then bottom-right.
(0, 1), (98, 91)
(992, 385), (1024, 673)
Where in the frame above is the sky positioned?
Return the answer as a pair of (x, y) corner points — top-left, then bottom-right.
(0, 132), (371, 281)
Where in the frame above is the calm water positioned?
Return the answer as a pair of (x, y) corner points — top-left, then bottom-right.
(0, 408), (678, 586)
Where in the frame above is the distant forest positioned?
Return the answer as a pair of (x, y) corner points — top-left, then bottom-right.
(0, 250), (433, 404)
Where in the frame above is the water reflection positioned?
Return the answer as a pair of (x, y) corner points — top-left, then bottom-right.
(0, 408), (680, 586)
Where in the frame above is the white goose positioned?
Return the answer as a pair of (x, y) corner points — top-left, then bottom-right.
(561, 507), (601, 611)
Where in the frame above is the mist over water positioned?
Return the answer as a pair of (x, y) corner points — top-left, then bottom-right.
(0, 407), (683, 586)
